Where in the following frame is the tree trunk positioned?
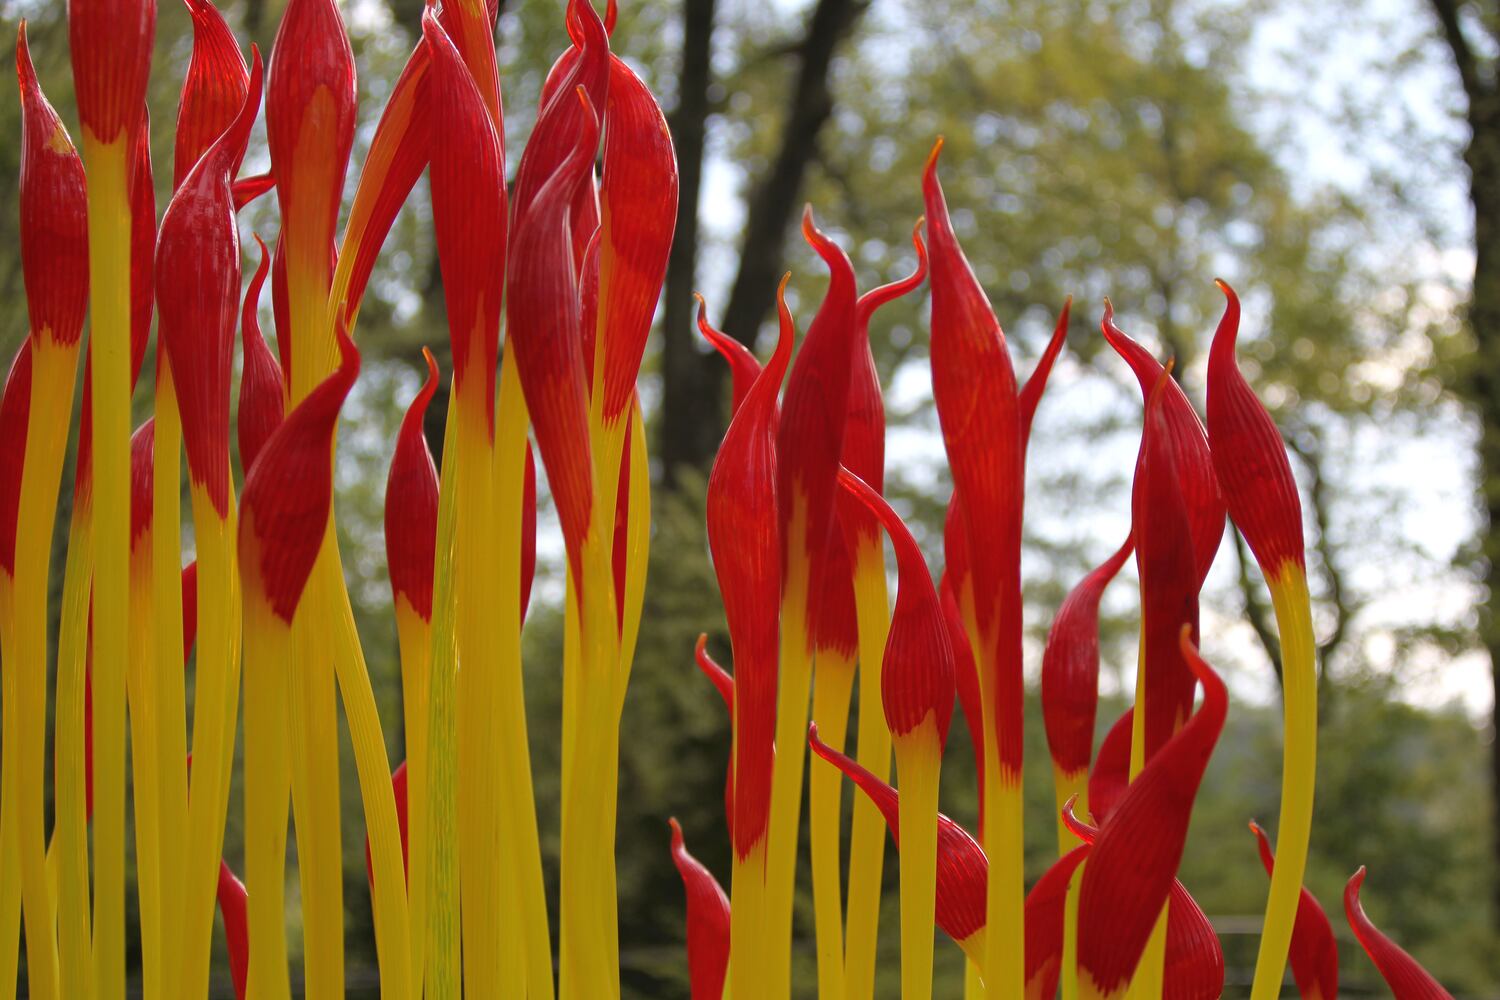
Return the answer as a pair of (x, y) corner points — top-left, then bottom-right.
(659, 0), (720, 489)
(658, 0), (867, 485)
(1428, 0), (1500, 926)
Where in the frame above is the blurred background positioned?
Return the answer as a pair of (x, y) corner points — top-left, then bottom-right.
(2, 0), (1498, 994)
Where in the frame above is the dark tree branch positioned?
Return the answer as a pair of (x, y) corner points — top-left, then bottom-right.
(658, 0), (869, 483)
(1426, 0), (1500, 927)
(717, 0), (868, 352)
(1431, 0), (1489, 103)
(659, 0), (719, 488)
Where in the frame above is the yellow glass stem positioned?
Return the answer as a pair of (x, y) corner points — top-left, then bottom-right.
(894, 723), (943, 1000)
(424, 398), (463, 998)
(81, 130), (132, 1000)
(394, 597), (431, 999)
(1119, 615), (1168, 1000)
(559, 525), (622, 1000)
(809, 650), (855, 1000)
(177, 488), (242, 997)
(614, 398), (652, 709)
(1061, 860), (1083, 1000)
(242, 604), (293, 1000)
(1247, 567), (1317, 1000)
(964, 957), (986, 1000)
(452, 387), (519, 997)
(492, 344), (554, 1000)
(0, 571), (17, 1000)
(322, 547), (411, 999)
(969, 603), (1024, 1000)
(53, 502), (93, 1000)
(842, 538), (892, 998)
(729, 844), (768, 1000)
(1125, 910), (1167, 1000)
(151, 371), (189, 992)
(288, 560), (344, 1000)
(765, 500), (814, 1000)
(126, 528), (163, 999)
(15, 337), (81, 1000)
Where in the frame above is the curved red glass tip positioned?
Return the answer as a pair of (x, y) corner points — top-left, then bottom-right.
(846, 213), (924, 500)
(18, 21), (90, 350)
(1060, 793), (1098, 843)
(940, 574), (983, 818)
(693, 633), (735, 712)
(157, 46), (264, 518)
(777, 207), (859, 589)
(1206, 281), (1306, 578)
(238, 235), (285, 474)
(1249, 820), (1338, 1000)
(809, 723), (987, 944)
(597, 53), (678, 424)
(1133, 364), (1201, 761)
(693, 633), (737, 839)
(217, 859), (249, 1000)
(175, 0), (250, 187)
(232, 172), (276, 211)
(0, 342), (34, 577)
(1344, 868), (1453, 999)
(1088, 707), (1132, 825)
(1041, 532), (1132, 776)
(1019, 298), (1071, 445)
(840, 218), (927, 547)
(1101, 300), (1225, 585)
(1076, 628), (1228, 995)
(696, 293), (762, 414)
(68, 0), (155, 144)
(706, 273), (793, 858)
(838, 467), (954, 742)
(385, 349), (440, 622)
(506, 87), (600, 578)
(855, 216), (929, 330)
(668, 818), (730, 1000)
(239, 328), (360, 623)
(423, 9), (505, 418)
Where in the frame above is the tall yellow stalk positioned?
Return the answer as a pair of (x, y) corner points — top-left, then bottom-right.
(764, 501), (813, 998)
(809, 647), (855, 1000)
(1247, 569), (1317, 1000)
(52, 495), (93, 1000)
(493, 343), (554, 999)
(81, 133), (130, 1000)
(126, 484), (163, 998)
(14, 340), (81, 1000)
(151, 372), (188, 987)
(842, 537), (891, 997)
(177, 488), (241, 996)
